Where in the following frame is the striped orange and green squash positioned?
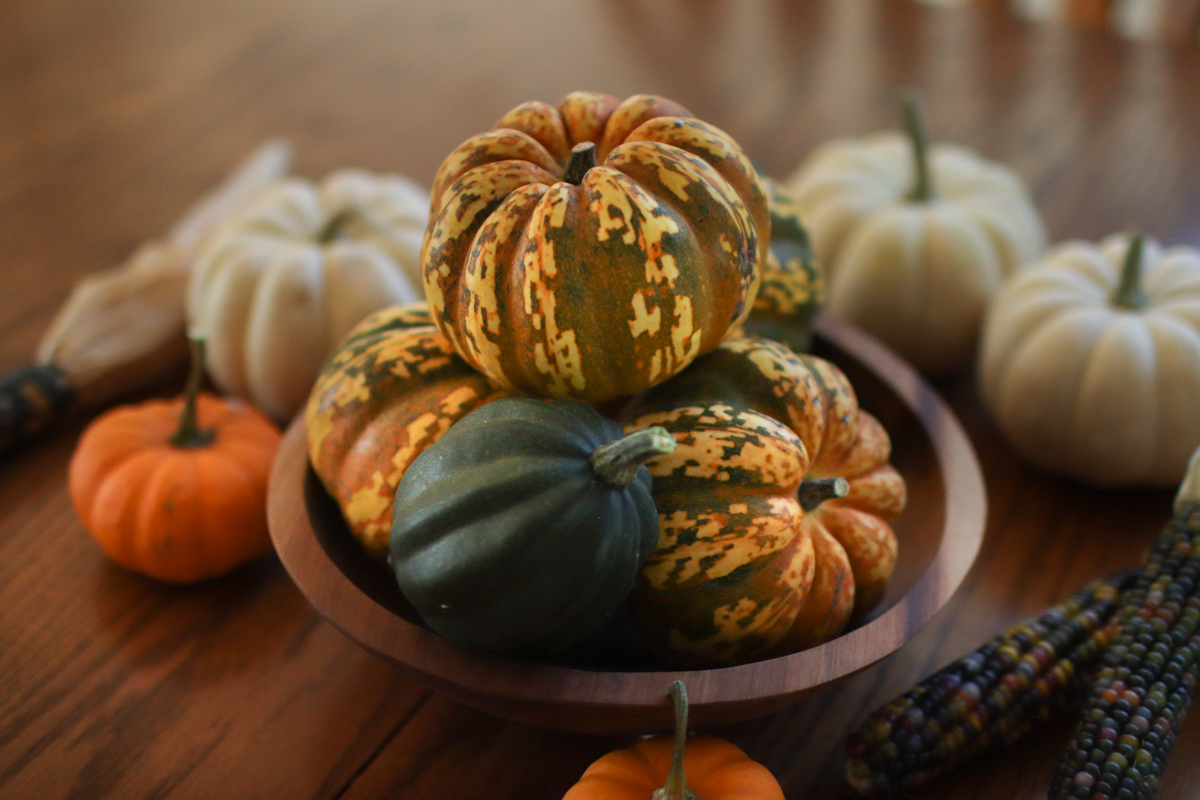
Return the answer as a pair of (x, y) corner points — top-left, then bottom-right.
(619, 336), (905, 664)
(738, 176), (826, 353)
(305, 303), (507, 561)
(422, 91), (771, 404)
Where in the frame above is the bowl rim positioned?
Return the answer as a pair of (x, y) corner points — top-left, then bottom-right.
(268, 313), (986, 715)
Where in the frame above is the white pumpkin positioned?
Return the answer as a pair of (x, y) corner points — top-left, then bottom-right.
(980, 234), (1200, 487)
(787, 100), (1046, 374)
(188, 169), (428, 420)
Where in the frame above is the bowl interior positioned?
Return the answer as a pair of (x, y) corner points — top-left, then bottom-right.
(301, 330), (947, 672)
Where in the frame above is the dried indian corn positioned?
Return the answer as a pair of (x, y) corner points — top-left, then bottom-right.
(845, 572), (1132, 795)
(1050, 503), (1200, 800)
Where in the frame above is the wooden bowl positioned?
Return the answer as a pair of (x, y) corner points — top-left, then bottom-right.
(267, 314), (986, 736)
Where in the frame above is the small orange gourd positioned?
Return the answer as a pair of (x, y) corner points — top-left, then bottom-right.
(69, 337), (281, 583)
(563, 681), (784, 800)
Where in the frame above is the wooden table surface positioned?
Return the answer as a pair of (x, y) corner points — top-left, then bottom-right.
(3, 1), (1200, 798)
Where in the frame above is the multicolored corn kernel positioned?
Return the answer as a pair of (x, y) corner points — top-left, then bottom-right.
(845, 573), (1132, 796)
(1051, 505), (1200, 800)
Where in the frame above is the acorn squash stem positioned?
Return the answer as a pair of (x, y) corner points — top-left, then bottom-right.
(564, 142), (596, 185)
(652, 681), (697, 800)
(798, 476), (850, 511)
(902, 96), (935, 203)
(590, 426), (675, 486)
(169, 335), (216, 449)
(1112, 234), (1148, 311)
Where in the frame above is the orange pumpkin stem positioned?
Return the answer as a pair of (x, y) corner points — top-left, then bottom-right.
(564, 142), (596, 185)
(1112, 234), (1148, 311)
(169, 335), (216, 449)
(902, 95), (935, 203)
(652, 681), (698, 800)
(798, 476), (850, 512)
(590, 426), (675, 486)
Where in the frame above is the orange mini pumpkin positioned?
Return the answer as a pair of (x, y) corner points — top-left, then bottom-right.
(423, 91), (770, 404)
(563, 681), (784, 800)
(69, 338), (281, 583)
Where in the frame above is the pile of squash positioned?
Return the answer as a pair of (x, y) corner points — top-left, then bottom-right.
(305, 91), (907, 667)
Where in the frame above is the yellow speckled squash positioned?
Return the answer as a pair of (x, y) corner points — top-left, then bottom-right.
(305, 303), (507, 561)
(422, 91), (770, 404)
(739, 176), (826, 353)
(620, 337), (905, 664)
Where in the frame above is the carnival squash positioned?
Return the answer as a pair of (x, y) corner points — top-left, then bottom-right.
(390, 397), (674, 654)
(563, 681), (784, 800)
(620, 336), (905, 664)
(305, 302), (506, 561)
(69, 338), (281, 583)
(739, 176), (825, 353)
(788, 98), (1045, 374)
(189, 169), (429, 420)
(422, 91), (770, 404)
(979, 234), (1200, 487)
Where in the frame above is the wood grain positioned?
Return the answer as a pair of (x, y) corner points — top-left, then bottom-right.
(2, 0), (1200, 797)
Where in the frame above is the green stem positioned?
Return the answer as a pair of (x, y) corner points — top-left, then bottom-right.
(591, 426), (675, 486)
(1111, 234), (1148, 311)
(563, 142), (596, 185)
(317, 209), (357, 244)
(798, 477), (850, 512)
(902, 95), (935, 203)
(651, 681), (697, 800)
(169, 335), (216, 449)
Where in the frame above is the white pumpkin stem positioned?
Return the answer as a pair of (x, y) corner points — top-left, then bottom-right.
(169, 334), (216, 449)
(798, 476), (850, 511)
(591, 426), (676, 486)
(317, 209), (357, 244)
(651, 681), (698, 800)
(902, 95), (935, 203)
(1112, 234), (1148, 311)
(1176, 447), (1200, 513)
(564, 142), (596, 185)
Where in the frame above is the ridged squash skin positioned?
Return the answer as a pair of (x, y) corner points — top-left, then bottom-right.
(788, 132), (1045, 374)
(389, 398), (661, 655)
(305, 303), (506, 561)
(621, 337), (906, 664)
(739, 176), (826, 353)
(422, 91), (770, 404)
(980, 234), (1200, 487)
(189, 170), (429, 420)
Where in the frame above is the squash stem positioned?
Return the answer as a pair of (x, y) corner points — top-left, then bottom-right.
(902, 95), (935, 203)
(169, 334), (216, 449)
(1111, 234), (1148, 311)
(798, 477), (850, 511)
(652, 681), (697, 800)
(564, 142), (596, 185)
(591, 426), (675, 486)
(317, 209), (357, 244)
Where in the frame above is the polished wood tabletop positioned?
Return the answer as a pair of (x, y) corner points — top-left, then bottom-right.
(3, 1), (1200, 797)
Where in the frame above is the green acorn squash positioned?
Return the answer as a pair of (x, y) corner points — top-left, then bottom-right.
(389, 396), (674, 654)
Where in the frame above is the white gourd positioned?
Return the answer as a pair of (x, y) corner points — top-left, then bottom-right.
(787, 100), (1045, 374)
(980, 234), (1200, 488)
(188, 169), (428, 421)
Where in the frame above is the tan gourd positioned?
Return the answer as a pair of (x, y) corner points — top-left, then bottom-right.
(787, 99), (1045, 374)
(188, 170), (428, 421)
(980, 234), (1200, 487)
